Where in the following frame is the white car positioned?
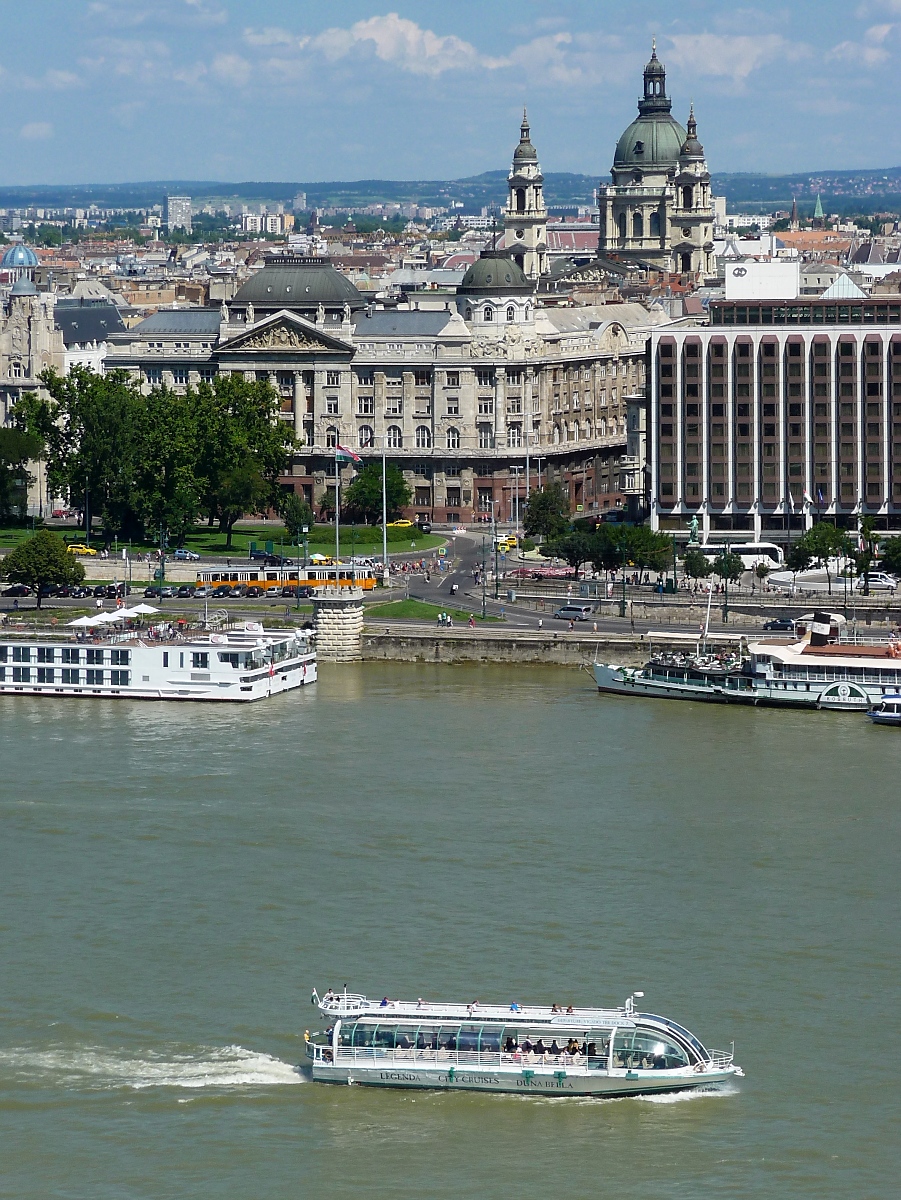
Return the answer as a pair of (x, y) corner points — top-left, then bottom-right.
(855, 571), (897, 593)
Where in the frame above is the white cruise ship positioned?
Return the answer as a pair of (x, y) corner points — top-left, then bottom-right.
(304, 989), (742, 1097)
(0, 620), (315, 701)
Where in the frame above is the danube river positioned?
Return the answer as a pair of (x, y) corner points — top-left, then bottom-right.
(2, 663), (899, 1199)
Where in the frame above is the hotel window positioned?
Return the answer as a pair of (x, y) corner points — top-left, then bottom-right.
(446, 396), (459, 416)
(477, 369), (494, 387)
(386, 425), (402, 449)
(86, 649), (104, 665)
(478, 424), (493, 449)
(446, 487), (461, 507)
(445, 371), (460, 387)
(61, 668), (80, 684)
(356, 370), (374, 386)
(478, 397), (493, 415)
(86, 669), (104, 686)
(415, 426), (432, 449)
(111, 650), (130, 666)
(172, 368), (188, 385)
(414, 371), (432, 387)
(358, 425), (374, 448)
(357, 396), (374, 415)
(326, 371), (341, 387)
(12, 666), (32, 682)
(446, 427), (460, 450)
(326, 396), (339, 415)
(37, 667), (55, 683)
(325, 426), (338, 448)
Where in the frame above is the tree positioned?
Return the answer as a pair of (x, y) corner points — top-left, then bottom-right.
(282, 491), (315, 540)
(879, 535), (901, 577)
(754, 562), (770, 592)
(0, 428), (42, 520)
(540, 529), (595, 578)
(341, 463), (411, 523)
(682, 547), (712, 579)
(857, 515), (878, 595)
(623, 525), (673, 573)
(131, 386), (202, 545)
(1, 529), (84, 608)
(712, 551), (745, 583)
(786, 543), (812, 574)
(524, 483), (571, 540)
(795, 522), (851, 595)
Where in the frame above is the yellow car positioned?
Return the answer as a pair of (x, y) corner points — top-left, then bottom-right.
(67, 543), (98, 556)
(387, 519), (413, 528)
(495, 535), (517, 551)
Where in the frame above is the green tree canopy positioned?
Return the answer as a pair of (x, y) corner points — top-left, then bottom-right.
(712, 550), (745, 583)
(795, 522), (852, 595)
(523, 483), (571, 540)
(342, 463), (411, 524)
(879, 535), (901, 576)
(0, 428), (42, 520)
(281, 491), (315, 540)
(540, 529), (595, 577)
(1, 529), (84, 608)
(682, 547), (712, 579)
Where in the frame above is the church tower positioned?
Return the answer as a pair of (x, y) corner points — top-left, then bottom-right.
(504, 110), (548, 281)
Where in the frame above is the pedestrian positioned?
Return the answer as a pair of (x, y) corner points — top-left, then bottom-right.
(13, 598), (18, 611)
(468, 614), (475, 629)
(537, 618), (542, 630)
(593, 621), (597, 633)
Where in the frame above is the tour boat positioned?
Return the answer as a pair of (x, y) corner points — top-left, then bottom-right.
(0, 621), (316, 701)
(595, 612), (901, 712)
(867, 694), (901, 726)
(304, 989), (742, 1097)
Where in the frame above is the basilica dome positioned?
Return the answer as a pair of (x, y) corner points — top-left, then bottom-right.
(1, 243), (39, 269)
(611, 45), (686, 172)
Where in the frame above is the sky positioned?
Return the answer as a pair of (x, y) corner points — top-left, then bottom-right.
(4, 0), (901, 185)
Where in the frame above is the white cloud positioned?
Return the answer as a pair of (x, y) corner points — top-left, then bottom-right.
(210, 53), (251, 86)
(831, 22), (895, 65)
(310, 13), (506, 77)
(21, 121), (52, 140)
(243, 26), (298, 48)
(666, 33), (797, 82)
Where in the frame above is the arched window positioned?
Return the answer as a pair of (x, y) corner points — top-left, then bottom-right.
(585, 419), (592, 440)
(573, 420), (580, 441)
(553, 425), (560, 445)
(650, 211), (660, 238)
(465, 307), (473, 321)
(484, 306), (494, 322)
(325, 426), (338, 448)
(618, 213), (627, 239)
(563, 421), (570, 442)
(507, 424), (522, 448)
(682, 186), (693, 211)
(600, 417), (607, 436)
(358, 425), (374, 448)
(478, 424), (493, 449)
(446, 426), (460, 450)
(506, 306), (515, 322)
(516, 188), (526, 213)
(386, 425), (402, 449)
(633, 211), (643, 238)
(525, 305), (532, 320)
(415, 425), (432, 449)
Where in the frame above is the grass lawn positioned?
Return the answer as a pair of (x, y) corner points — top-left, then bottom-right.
(365, 599), (499, 623)
(0, 523), (444, 559)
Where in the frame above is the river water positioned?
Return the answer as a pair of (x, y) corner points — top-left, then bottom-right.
(2, 663), (899, 1199)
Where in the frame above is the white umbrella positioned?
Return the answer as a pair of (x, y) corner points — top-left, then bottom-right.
(114, 607), (141, 619)
(94, 611), (125, 624)
(67, 615), (101, 627)
(128, 603), (159, 615)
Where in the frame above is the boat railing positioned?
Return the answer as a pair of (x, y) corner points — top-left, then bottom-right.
(706, 1048), (734, 1069)
(317, 992), (370, 1016)
(320, 1045), (607, 1072)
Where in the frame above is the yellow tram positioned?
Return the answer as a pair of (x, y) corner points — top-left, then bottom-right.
(195, 564), (378, 592)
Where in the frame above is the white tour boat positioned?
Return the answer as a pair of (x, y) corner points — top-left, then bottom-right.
(595, 611), (901, 712)
(0, 620), (316, 701)
(304, 989), (742, 1097)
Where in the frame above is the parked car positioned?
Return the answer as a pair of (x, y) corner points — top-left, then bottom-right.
(417, 521), (433, 534)
(193, 585), (212, 598)
(229, 584), (249, 597)
(177, 585), (196, 598)
(245, 585), (264, 598)
(387, 519), (413, 528)
(68, 586), (90, 599)
(263, 554), (291, 567)
(67, 543), (97, 556)
(38, 584), (59, 598)
(173, 548), (200, 561)
(762, 617), (796, 632)
(212, 584), (233, 598)
(856, 571), (897, 593)
(552, 604), (594, 621)
(3, 583), (31, 596)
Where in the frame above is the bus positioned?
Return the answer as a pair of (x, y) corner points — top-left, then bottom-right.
(693, 541), (784, 571)
(196, 564), (378, 592)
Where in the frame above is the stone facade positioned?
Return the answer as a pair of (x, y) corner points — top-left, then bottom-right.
(313, 588), (364, 661)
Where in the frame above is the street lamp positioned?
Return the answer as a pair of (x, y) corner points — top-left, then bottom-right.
(296, 524), (309, 612)
(620, 544), (627, 618)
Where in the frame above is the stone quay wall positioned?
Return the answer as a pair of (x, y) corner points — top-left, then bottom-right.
(314, 588), (365, 662)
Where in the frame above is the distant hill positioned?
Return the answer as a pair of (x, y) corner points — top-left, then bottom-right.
(2, 167), (901, 217)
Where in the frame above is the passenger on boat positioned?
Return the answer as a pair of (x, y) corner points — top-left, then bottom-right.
(521, 1038), (533, 1054)
(566, 1004), (575, 1014)
(566, 1039), (580, 1056)
(504, 1036), (518, 1053)
(551, 1003), (561, 1013)
(534, 1039), (547, 1057)
(550, 1040), (561, 1056)
(380, 997), (390, 1007)
(509, 1001), (522, 1012)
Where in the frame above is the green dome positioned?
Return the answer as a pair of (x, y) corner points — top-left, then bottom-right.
(458, 252), (534, 295)
(232, 254), (364, 311)
(614, 113), (687, 170)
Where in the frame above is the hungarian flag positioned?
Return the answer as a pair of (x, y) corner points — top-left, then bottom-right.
(336, 444), (362, 465)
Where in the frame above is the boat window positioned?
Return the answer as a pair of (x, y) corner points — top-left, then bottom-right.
(436, 1027), (458, 1051)
(479, 1028), (501, 1053)
(351, 1024), (376, 1047)
(457, 1025), (480, 1053)
(373, 1027), (396, 1049)
(393, 1025), (419, 1050)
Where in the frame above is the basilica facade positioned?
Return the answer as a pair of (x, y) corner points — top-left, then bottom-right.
(597, 45), (715, 276)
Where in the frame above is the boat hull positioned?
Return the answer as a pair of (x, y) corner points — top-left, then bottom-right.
(310, 1058), (737, 1096)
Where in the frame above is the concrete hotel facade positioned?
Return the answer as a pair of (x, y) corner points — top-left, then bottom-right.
(649, 297), (901, 536)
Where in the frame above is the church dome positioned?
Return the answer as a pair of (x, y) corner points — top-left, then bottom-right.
(10, 276), (38, 296)
(512, 109), (538, 163)
(612, 43), (686, 170)
(231, 254), (364, 311)
(458, 251), (534, 295)
(1, 243), (39, 269)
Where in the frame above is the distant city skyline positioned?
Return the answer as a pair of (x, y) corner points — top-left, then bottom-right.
(4, 0), (901, 185)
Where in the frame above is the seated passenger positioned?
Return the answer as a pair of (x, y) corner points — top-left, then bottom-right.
(380, 997), (390, 1007)
(566, 1004), (575, 1015)
(551, 1003), (560, 1013)
(534, 1039), (547, 1056)
(550, 1040), (561, 1056)
(504, 1037), (517, 1054)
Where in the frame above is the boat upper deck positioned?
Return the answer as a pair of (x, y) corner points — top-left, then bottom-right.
(315, 991), (637, 1029)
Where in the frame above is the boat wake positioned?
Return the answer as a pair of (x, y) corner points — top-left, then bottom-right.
(637, 1081), (741, 1103)
(0, 1044), (304, 1090)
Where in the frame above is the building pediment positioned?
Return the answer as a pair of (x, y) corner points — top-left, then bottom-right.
(216, 310), (354, 357)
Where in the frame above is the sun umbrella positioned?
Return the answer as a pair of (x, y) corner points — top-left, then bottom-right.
(67, 615), (101, 627)
(128, 603), (160, 615)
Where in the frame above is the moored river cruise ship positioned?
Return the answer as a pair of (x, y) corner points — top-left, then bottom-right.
(0, 621), (315, 701)
(594, 612), (901, 711)
(304, 990), (742, 1097)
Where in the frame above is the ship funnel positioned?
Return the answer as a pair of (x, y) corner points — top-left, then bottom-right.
(809, 611), (833, 646)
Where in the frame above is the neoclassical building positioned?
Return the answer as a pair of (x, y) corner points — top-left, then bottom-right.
(598, 45), (715, 276)
(106, 253), (660, 523)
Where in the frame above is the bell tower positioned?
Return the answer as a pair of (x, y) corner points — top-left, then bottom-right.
(504, 110), (548, 281)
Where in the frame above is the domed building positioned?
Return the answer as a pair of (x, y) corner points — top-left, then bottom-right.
(230, 253), (365, 324)
(1, 242), (39, 284)
(456, 250), (535, 327)
(598, 44), (715, 276)
(502, 111), (548, 281)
